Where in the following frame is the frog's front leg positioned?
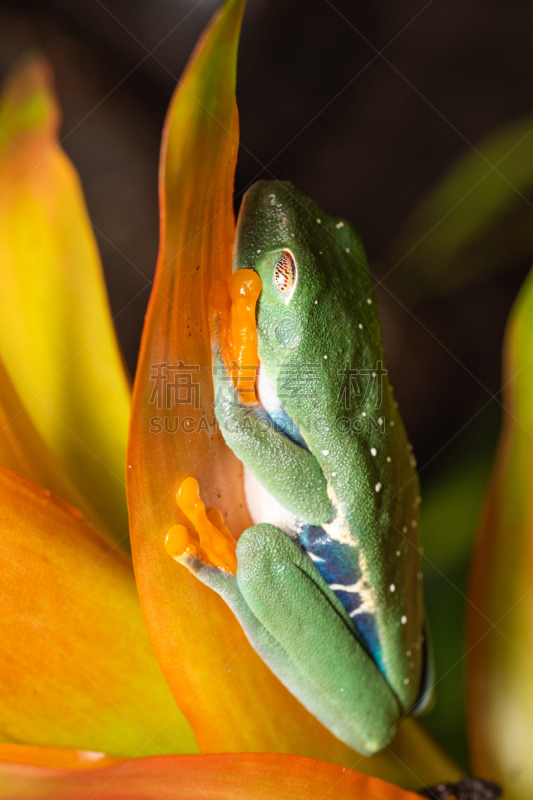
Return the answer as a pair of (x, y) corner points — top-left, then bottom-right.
(167, 486), (401, 757)
(209, 274), (331, 526)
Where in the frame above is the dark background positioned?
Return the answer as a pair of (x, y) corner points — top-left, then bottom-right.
(1, 0), (531, 769)
(0, 0), (527, 463)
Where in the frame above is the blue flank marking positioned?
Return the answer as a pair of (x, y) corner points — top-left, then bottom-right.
(263, 404), (309, 450)
(262, 396), (384, 672)
(299, 524), (384, 674)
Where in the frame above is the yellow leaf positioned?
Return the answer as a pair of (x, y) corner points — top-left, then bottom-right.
(0, 57), (130, 547)
(467, 264), (533, 799)
(0, 466), (197, 757)
(0, 357), (109, 533)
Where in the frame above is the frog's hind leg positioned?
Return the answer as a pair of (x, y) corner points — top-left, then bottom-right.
(166, 490), (400, 757)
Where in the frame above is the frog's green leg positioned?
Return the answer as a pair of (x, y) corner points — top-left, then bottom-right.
(167, 511), (401, 755)
(211, 351), (331, 526)
(209, 275), (331, 526)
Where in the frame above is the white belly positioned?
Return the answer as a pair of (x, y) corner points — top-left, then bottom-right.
(243, 467), (302, 539)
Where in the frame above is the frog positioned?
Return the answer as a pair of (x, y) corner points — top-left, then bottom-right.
(166, 180), (433, 757)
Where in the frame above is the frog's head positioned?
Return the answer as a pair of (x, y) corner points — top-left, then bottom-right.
(233, 180), (380, 386)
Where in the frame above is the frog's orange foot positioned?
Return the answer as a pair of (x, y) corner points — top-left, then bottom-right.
(208, 270), (262, 405)
(165, 477), (237, 575)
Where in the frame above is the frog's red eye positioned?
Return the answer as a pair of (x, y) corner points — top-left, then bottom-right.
(273, 251), (296, 295)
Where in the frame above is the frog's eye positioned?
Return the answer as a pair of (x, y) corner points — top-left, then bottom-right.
(273, 250), (296, 295)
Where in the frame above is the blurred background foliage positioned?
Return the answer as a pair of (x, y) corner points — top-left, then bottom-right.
(2, 0), (533, 774)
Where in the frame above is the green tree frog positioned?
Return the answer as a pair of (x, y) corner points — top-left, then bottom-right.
(166, 180), (433, 756)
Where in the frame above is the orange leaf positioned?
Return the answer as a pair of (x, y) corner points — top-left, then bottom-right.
(126, 0), (363, 760)
(127, 0), (294, 754)
(0, 466), (196, 756)
(0, 752), (421, 800)
(0, 745), (122, 771)
(126, 0), (462, 788)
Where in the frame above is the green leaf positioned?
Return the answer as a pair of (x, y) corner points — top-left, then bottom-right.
(390, 114), (533, 301)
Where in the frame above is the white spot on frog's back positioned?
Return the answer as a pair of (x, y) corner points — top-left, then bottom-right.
(336, 221), (344, 229)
